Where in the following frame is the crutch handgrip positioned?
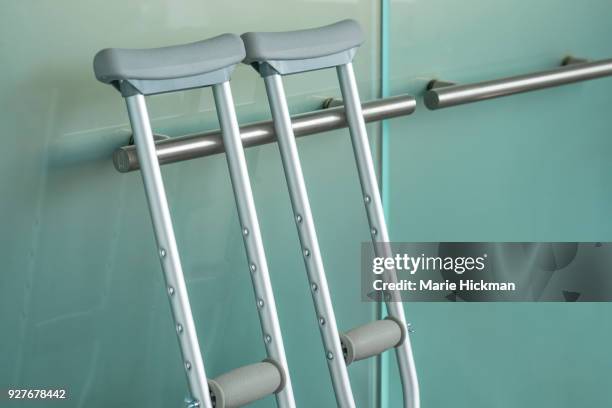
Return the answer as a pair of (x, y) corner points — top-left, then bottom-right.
(207, 360), (284, 408)
(340, 318), (404, 365)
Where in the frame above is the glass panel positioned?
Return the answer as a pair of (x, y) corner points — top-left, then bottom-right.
(0, 2), (381, 406)
(383, 0), (612, 406)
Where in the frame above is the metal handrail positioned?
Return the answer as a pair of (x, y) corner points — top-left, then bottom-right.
(113, 94), (416, 172)
(424, 57), (612, 110)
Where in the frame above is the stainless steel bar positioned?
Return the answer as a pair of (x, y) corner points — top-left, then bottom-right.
(125, 95), (213, 408)
(337, 63), (420, 408)
(114, 95), (416, 173)
(263, 73), (356, 408)
(424, 58), (612, 110)
(212, 81), (297, 408)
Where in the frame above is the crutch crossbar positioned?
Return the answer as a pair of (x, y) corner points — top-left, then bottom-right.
(94, 34), (295, 408)
(340, 318), (403, 365)
(208, 361), (284, 408)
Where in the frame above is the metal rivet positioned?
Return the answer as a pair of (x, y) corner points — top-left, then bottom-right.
(364, 195), (371, 204)
(185, 361), (192, 371)
(257, 299), (264, 308)
(296, 214), (303, 224)
(319, 317), (326, 326)
(243, 227), (249, 236)
(326, 351), (334, 360)
(159, 248), (167, 258)
(185, 400), (200, 408)
(168, 286), (175, 296)
(371, 227), (378, 236)
(311, 283), (318, 292)
(265, 334), (272, 343)
(250, 263), (257, 272)
(176, 323), (183, 334)
(303, 248), (310, 257)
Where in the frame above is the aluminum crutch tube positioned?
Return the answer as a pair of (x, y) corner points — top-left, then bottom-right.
(126, 95), (213, 408)
(212, 81), (296, 408)
(337, 62), (420, 408)
(263, 73), (357, 408)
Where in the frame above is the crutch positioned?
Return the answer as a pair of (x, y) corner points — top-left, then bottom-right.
(94, 34), (295, 408)
(241, 20), (420, 408)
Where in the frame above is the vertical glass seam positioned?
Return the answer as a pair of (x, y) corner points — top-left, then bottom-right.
(379, 0), (391, 407)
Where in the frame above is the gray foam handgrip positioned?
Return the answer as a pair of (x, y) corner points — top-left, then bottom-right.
(208, 361), (283, 408)
(340, 318), (404, 365)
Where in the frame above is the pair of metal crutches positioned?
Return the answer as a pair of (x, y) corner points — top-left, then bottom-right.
(94, 19), (418, 408)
